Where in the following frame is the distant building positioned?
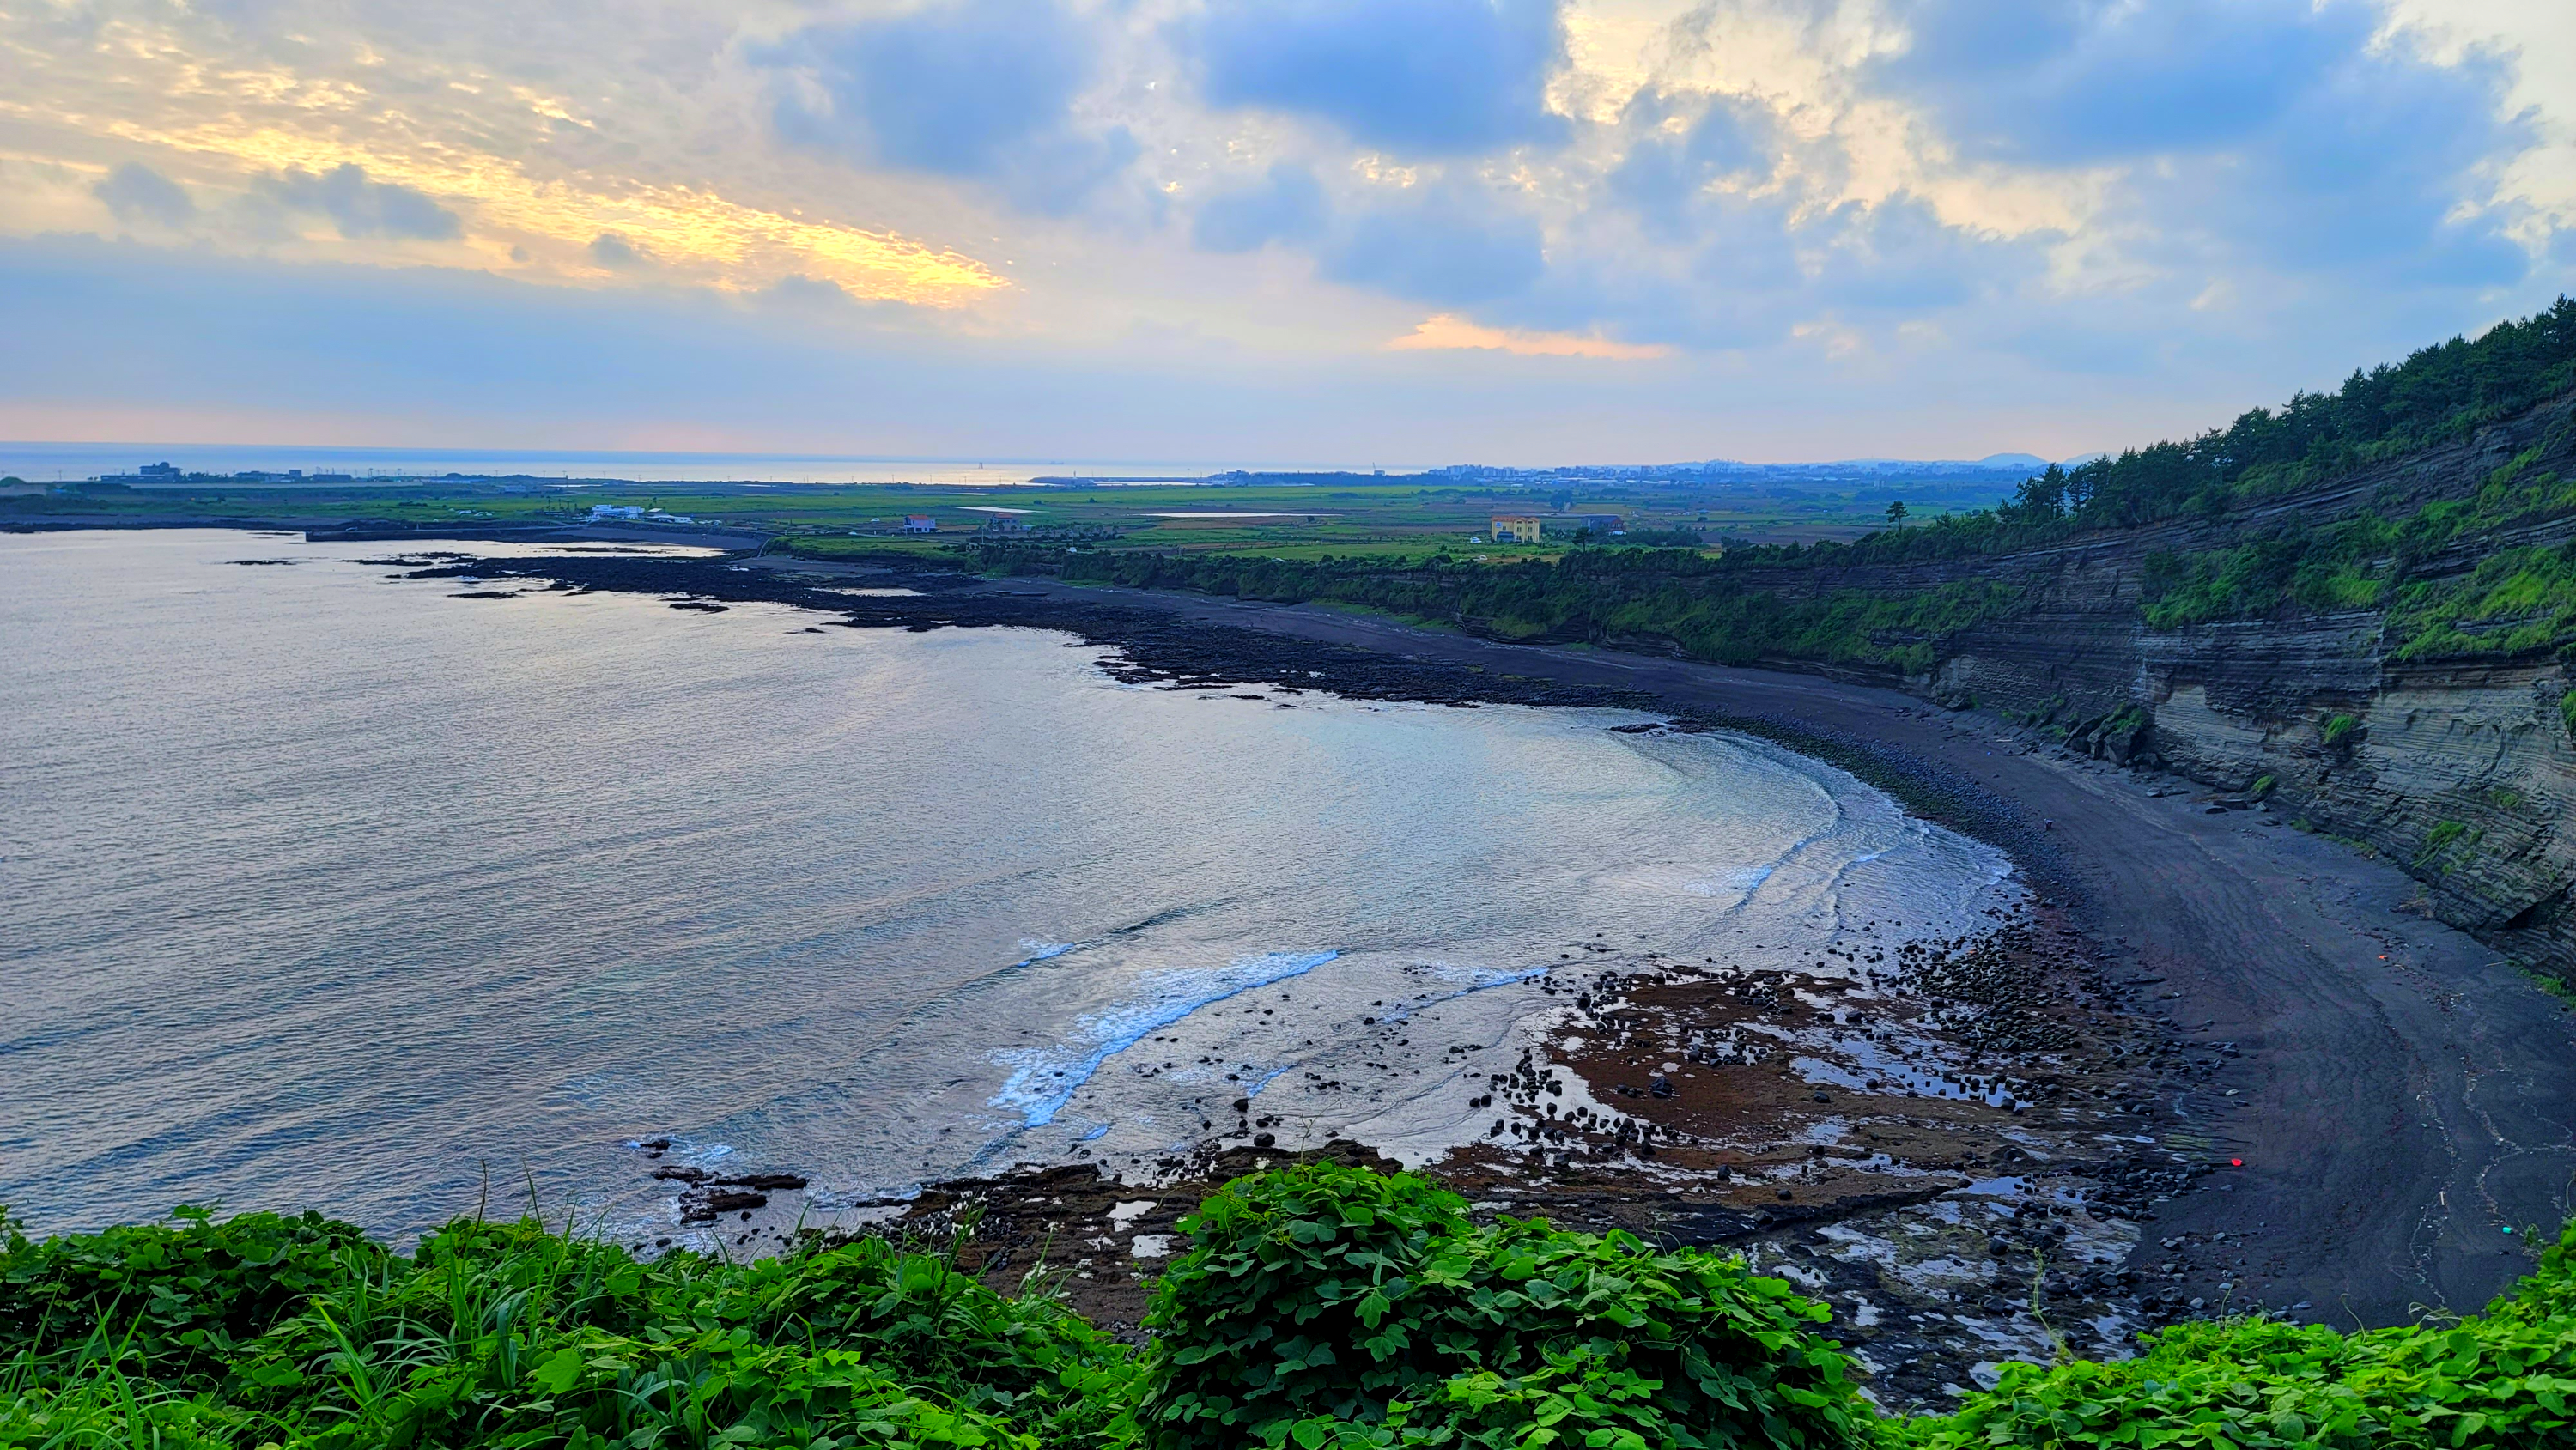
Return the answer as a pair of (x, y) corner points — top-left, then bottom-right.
(1491, 513), (1546, 543)
(139, 462), (179, 479)
(1562, 513), (1623, 535)
(589, 504), (646, 520)
(901, 515), (938, 534)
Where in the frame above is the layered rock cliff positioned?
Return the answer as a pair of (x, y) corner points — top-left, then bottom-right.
(1760, 391), (2576, 982)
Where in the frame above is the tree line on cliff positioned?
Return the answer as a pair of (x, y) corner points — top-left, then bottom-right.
(919, 298), (2576, 673)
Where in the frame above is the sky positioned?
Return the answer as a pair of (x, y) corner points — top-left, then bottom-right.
(3, 0), (2573, 466)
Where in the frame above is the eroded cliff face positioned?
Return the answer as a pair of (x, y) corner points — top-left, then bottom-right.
(1806, 394), (2576, 982)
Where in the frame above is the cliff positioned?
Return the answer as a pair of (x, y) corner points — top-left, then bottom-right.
(1008, 362), (2576, 983)
(1780, 390), (2576, 982)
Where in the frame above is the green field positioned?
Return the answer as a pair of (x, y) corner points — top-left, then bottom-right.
(0, 476), (1908, 559)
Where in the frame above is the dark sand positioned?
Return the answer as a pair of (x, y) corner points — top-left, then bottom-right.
(963, 571), (2576, 1328)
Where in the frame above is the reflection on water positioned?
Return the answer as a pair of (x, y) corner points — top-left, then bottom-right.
(0, 530), (2013, 1241)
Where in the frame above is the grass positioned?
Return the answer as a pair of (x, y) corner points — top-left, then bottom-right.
(2126, 439), (2576, 663)
(6, 1166), (2573, 1449)
(2415, 819), (2483, 872)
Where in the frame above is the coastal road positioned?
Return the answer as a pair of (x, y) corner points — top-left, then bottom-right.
(954, 573), (2576, 1326)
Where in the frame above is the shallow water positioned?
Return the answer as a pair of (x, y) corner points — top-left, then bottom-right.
(0, 530), (2014, 1241)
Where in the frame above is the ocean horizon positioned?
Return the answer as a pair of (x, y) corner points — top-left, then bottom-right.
(0, 441), (1391, 487)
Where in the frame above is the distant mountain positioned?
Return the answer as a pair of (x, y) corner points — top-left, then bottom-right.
(1425, 453), (2064, 486)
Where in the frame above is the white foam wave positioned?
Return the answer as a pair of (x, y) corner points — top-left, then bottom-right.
(990, 949), (1340, 1127)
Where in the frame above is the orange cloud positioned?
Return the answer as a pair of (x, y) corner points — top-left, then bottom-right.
(1386, 313), (1671, 360)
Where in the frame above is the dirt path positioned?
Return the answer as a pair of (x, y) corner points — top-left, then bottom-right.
(960, 574), (2576, 1326)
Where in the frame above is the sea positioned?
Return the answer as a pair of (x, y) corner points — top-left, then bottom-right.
(0, 443), (1381, 487)
(0, 530), (2017, 1244)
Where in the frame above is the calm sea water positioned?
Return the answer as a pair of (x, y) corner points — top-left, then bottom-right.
(0, 530), (2014, 1242)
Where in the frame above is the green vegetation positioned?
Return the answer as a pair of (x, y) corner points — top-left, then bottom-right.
(8, 1165), (2574, 1450)
(1893, 1302), (2576, 1450)
(2321, 713), (2363, 748)
(2563, 689), (2576, 741)
(3, 476), (1857, 559)
(2127, 438), (2576, 651)
(1136, 1166), (1868, 1449)
(1913, 298), (2574, 549)
(2250, 775), (2275, 799)
(2415, 820), (2483, 871)
(917, 304), (2576, 673)
(0, 1203), (1133, 1449)
(1032, 549), (2024, 675)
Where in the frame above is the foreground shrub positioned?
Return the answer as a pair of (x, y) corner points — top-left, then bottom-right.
(6, 1172), (2574, 1449)
(0, 1206), (1139, 1449)
(1897, 1217), (2576, 1449)
(1133, 1163), (1870, 1449)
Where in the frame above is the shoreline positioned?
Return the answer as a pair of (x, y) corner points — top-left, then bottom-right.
(18, 529), (2576, 1407)
(472, 547), (2573, 1310)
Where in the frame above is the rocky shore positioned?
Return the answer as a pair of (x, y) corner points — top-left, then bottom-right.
(337, 543), (2576, 1407)
(345, 543), (2461, 1408)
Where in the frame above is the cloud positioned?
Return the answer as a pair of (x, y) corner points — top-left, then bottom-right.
(1192, 163), (1329, 252)
(1184, 0), (1567, 155)
(1321, 186), (1546, 304)
(1807, 196), (2045, 313)
(253, 163), (461, 240)
(1386, 313), (1670, 359)
(1873, 0), (2367, 165)
(2194, 36), (2533, 287)
(1, 0), (2568, 461)
(94, 162), (195, 228)
(766, 0), (1128, 213)
(761, 273), (854, 308)
(589, 232), (648, 267)
(1859, 0), (2537, 294)
(1606, 91), (1773, 243)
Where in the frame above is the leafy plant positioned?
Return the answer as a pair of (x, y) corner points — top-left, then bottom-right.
(0, 1204), (1137, 1450)
(2322, 713), (2363, 747)
(1894, 1216), (2576, 1448)
(1134, 1163), (1871, 1449)
(5, 1172), (2575, 1450)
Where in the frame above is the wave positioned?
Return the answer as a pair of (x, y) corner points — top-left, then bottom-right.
(989, 949), (1340, 1127)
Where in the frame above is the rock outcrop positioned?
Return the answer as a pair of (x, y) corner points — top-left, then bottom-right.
(1736, 391), (2576, 983)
